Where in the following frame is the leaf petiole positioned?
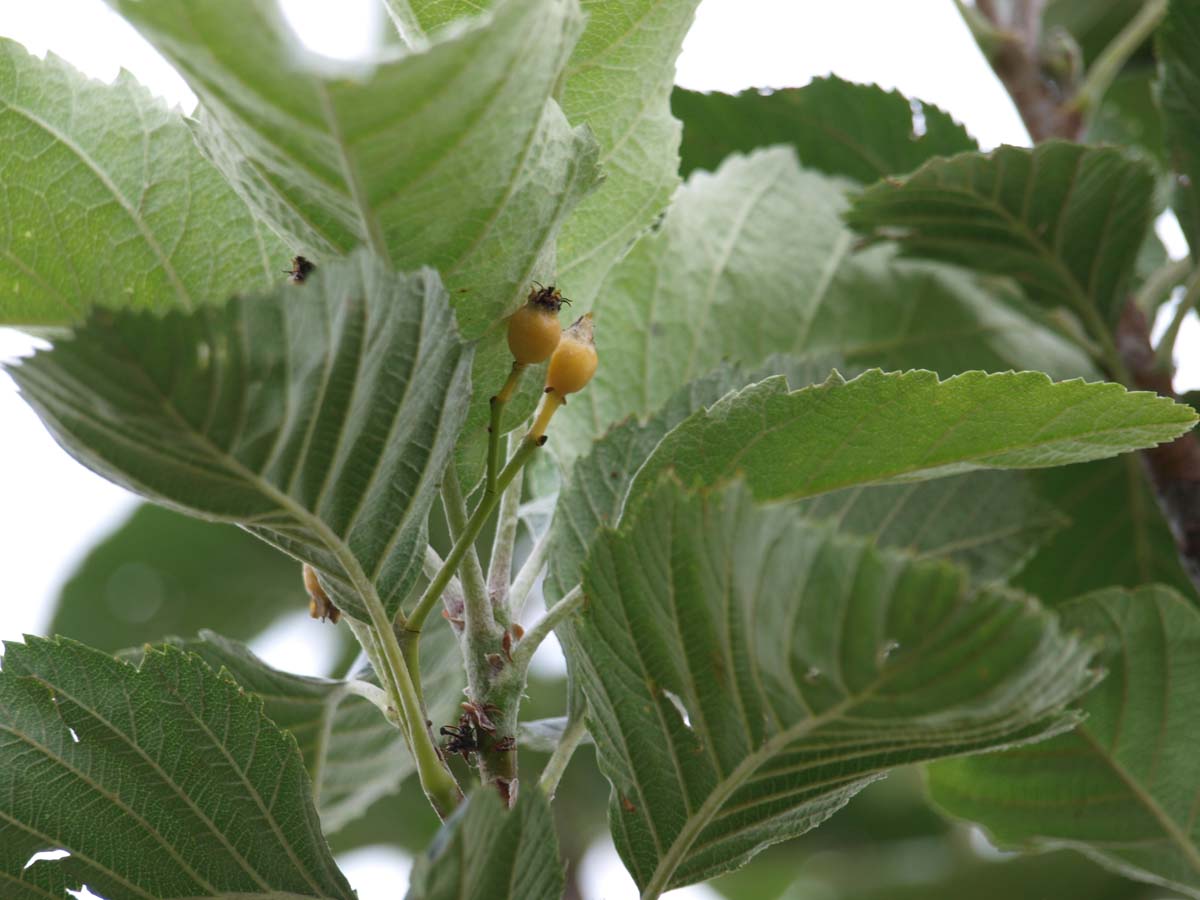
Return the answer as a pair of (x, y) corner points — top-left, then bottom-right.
(509, 526), (551, 622)
(348, 608), (463, 818)
(1070, 0), (1168, 114)
(441, 466), (492, 631)
(538, 708), (589, 801)
(512, 585), (585, 670)
(488, 363), (526, 495)
(1155, 269), (1200, 372)
(488, 432), (525, 615)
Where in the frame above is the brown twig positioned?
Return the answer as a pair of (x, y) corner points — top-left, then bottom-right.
(973, 0), (1083, 141)
(967, 0), (1200, 594)
(1117, 305), (1200, 592)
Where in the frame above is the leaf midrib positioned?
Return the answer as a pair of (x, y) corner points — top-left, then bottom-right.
(161, 673), (335, 896)
(102, 296), (398, 625)
(1076, 726), (1200, 876)
(890, 150), (1102, 319)
(681, 155), (781, 379)
(50, 671), (296, 890)
(0, 709), (218, 896)
(311, 82), (387, 259)
(0, 247), (74, 318)
(638, 696), (856, 899)
(3, 98), (192, 308)
(0, 786), (156, 900)
(564, 0), (673, 84)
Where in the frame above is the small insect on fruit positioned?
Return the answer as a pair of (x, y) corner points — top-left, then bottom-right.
(506, 283), (569, 367)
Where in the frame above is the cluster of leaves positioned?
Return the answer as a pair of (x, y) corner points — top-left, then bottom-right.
(1, 1), (1200, 899)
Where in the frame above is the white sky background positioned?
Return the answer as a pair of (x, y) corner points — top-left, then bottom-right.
(0, 2), (1198, 899)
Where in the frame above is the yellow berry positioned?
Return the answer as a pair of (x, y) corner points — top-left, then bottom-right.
(545, 313), (597, 396)
(507, 285), (565, 365)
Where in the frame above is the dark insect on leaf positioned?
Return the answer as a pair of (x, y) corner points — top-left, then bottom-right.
(286, 255), (316, 284)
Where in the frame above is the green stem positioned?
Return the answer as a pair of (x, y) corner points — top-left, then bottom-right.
(509, 527), (550, 622)
(421, 546), (463, 615)
(487, 433), (524, 614)
(512, 585), (585, 669)
(352, 601), (462, 818)
(400, 439), (543, 806)
(1075, 296), (1133, 385)
(346, 618), (401, 722)
(406, 438), (542, 636)
(343, 679), (390, 714)
(1071, 0), (1168, 113)
(488, 364), (525, 496)
(1135, 256), (1191, 316)
(442, 466), (492, 628)
(538, 710), (589, 801)
(1156, 271), (1200, 372)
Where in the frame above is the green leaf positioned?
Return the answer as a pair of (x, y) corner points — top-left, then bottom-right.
(845, 141), (1156, 327)
(1086, 69), (1166, 165)
(1015, 457), (1197, 605)
(146, 630), (461, 835)
(1045, 0), (1155, 64)
(1159, 0), (1200, 252)
(673, 77), (977, 182)
(544, 358), (838, 604)
(383, 0), (702, 311)
(740, 846), (1161, 900)
(0, 636), (354, 899)
(564, 479), (1094, 895)
(630, 369), (1198, 505)
(553, 147), (1097, 464)
(552, 0), (703, 308)
(791, 471), (1067, 586)
(383, 1), (480, 35)
(107, 0), (600, 340)
(405, 789), (563, 900)
(7, 252), (472, 622)
(49, 504), (305, 653)
(0, 39), (285, 327)
(546, 360), (1067, 607)
(105, 0), (602, 490)
(929, 586), (1200, 898)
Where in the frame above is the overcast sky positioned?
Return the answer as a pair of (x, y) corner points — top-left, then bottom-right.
(1, 3), (1197, 898)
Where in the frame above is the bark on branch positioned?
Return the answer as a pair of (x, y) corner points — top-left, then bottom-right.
(974, 0), (1083, 141)
(1117, 304), (1200, 593)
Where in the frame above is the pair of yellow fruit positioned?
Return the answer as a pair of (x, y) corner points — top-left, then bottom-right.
(506, 284), (597, 394)
(505, 285), (598, 441)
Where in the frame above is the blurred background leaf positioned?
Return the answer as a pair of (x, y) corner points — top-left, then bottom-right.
(49, 503), (319, 655)
(673, 76), (977, 182)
